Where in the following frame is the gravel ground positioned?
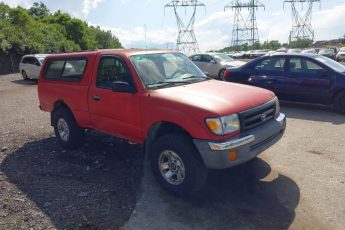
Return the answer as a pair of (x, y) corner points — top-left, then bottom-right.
(0, 74), (144, 229)
(1, 73), (345, 230)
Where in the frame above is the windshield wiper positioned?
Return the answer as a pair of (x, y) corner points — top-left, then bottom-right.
(146, 80), (191, 88)
(181, 75), (210, 80)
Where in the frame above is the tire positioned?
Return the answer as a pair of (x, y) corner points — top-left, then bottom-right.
(22, 70), (28, 80)
(218, 69), (226, 81)
(334, 91), (345, 115)
(52, 108), (85, 149)
(150, 134), (208, 196)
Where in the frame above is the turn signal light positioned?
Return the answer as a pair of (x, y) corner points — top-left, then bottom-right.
(228, 151), (237, 161)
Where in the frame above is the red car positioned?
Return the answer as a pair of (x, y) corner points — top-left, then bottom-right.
(38, 49), (286, 196)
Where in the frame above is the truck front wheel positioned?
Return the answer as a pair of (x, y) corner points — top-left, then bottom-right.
(52, 108), (85, 149)
(150, 134), (208, 196)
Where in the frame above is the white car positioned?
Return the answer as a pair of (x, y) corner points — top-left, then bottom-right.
(336, 48), (345, 62)
(19, 54), (48, 80)
(189, 53), (245, 80)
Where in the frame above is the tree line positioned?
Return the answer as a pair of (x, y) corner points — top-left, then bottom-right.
(0, 2), (122, 55)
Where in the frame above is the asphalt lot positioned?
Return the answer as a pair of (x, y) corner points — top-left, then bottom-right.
(0, 73), (345, 230)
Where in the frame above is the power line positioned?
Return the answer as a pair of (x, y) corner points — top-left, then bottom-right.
(283, 0), (321, 43)
(165, 0), (205, 55)
(224, 0), (264, 48)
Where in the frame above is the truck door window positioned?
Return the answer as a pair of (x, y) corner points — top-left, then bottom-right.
(97, 56), (132, 89)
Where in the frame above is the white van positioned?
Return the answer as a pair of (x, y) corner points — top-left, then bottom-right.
(19, 54), (48, 80)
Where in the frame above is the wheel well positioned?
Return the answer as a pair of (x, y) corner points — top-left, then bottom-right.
(333, 89), (345, 102)
(218, 68), (226, 76)
(51, 100), (71, 126)
(144, 122), (192, 158)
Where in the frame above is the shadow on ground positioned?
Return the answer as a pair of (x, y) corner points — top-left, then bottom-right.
(1, 132), (144, 229)
(11, 79), (37, 85)
(281, 102), (345, 125)
(125, 158), (300, 230)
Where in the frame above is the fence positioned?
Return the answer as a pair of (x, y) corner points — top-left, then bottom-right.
(0, 53), (22, 75)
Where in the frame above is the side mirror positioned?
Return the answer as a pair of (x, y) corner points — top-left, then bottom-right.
(112, 81), (136, 93)
(210, 59), (217, 64)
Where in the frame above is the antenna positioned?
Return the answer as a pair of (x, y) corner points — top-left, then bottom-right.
(165, 0), (205, 55)
(283, 0), (321, 44)
(225, 0), (264, 48)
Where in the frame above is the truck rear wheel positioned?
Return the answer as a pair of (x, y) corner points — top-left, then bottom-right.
(53, 108), (85, 149)
(334, 91), (345, 114)
(150, 134), (208, 196)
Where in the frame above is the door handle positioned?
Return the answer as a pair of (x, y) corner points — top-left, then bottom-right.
(93, 95), (101, 101)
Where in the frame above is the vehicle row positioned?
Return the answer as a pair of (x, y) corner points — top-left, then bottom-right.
(226, 47), (345, 62)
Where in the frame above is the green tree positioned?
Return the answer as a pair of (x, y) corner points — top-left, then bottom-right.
(28, 2), (49, 19)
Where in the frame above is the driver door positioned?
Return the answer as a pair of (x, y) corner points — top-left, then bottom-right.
(88, 55), (142, 142)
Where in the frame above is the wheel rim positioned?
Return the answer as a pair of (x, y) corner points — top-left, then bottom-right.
(22, 71), (27, 79)
(158, 150), (186, 185)
(57, 118), (70, 142)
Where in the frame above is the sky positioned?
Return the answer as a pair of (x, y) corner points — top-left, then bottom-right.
(3, 0), (345, 51)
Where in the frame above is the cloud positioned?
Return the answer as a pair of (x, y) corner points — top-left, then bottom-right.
(1, 0), (32, 8)
(82, 0), (104, 16)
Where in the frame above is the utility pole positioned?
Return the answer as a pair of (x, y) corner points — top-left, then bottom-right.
(165, 0), (205, 55)
(284, 0), (321, 43)
(225, 0), (264, 48)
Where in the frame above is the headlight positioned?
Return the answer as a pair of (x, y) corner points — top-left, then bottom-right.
(206, 114), (240, 135)
(275, 97), (280, 116)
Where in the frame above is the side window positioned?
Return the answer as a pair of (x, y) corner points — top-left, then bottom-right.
(289, 58), (302, 73)
(44, 58), (87, 81)
(191, 55), (202, 62)
(32, 58), (40, 66)
(202, 55), (213, 63)
(62, 60), (87, 78)
(97, 56), (131, 89)
(305, 60), (324, 74)
(254, 58), (286, 72)
(45, 60), (65, 78)
(21, 57), (29, 64)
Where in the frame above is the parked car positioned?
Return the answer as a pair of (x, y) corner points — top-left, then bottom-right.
(19, 54), (48, 80)
(189, 53), (245, 79)
(222, 53), (345, 114)
(319, 48), (336, 60)
(250, 50), (269, 59)
(287, 48), (302, 53)
(336, 47), (345, 62)
(301, 49), (317, 54)
(276, 48), (287, 53)
(38, 49), (286, 196)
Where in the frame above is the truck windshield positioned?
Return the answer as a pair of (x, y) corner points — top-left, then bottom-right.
(130, 52), (208, 89)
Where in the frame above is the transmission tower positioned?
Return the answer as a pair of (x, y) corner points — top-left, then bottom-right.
(165, 0), (205, 55)
(284, 0), (321, 43)
(225, 0), (264, 47)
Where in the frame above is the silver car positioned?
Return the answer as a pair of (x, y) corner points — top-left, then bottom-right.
(336, 47), (345, 62)
(190, 53), (245, 80)
(19, 54), (48, 80)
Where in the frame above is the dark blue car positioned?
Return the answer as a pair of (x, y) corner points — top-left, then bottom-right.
(223, 53), (345, 114)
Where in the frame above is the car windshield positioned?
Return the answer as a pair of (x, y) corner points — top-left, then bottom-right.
(213, 53), (234, 62)
(314, 55), (345, 73)
(130, 52), (208, 89)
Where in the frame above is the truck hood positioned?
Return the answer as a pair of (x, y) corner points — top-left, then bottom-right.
(149, 80), (275, 116)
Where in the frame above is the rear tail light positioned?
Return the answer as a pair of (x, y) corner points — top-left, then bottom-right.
(223, 70), (231, 79)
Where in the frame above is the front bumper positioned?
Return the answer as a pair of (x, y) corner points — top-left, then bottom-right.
(193, 113), (286, 169)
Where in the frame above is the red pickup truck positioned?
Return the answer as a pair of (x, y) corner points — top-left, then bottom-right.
(38, 49), (286, 196)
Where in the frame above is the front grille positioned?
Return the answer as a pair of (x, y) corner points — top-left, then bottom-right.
(239, 99), (276, 131)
